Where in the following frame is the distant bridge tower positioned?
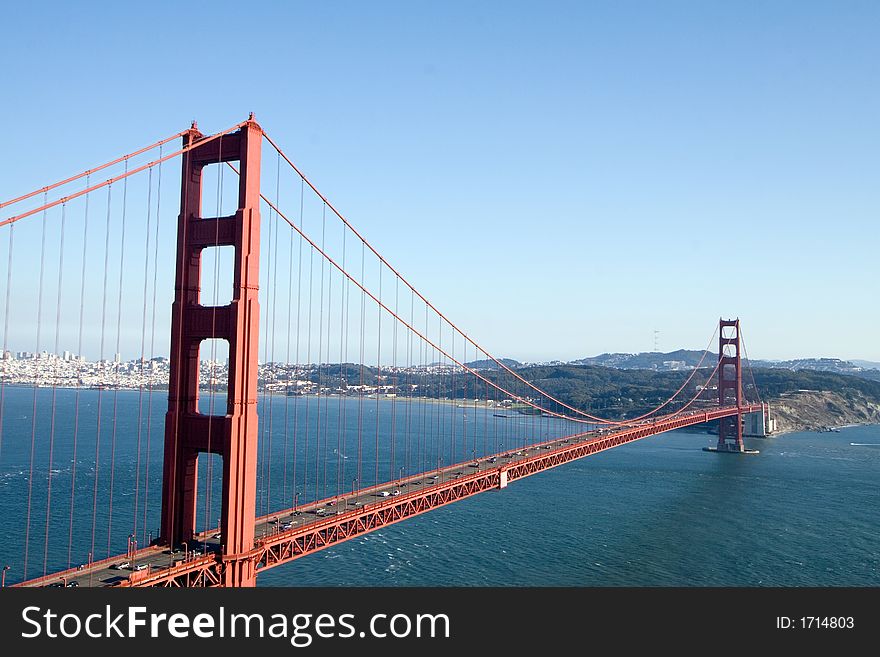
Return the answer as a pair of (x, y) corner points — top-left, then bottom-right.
(716, 318), (744, 452)
(159, 118), (262, 586)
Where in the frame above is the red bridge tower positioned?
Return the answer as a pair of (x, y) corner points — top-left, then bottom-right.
(716, 318), (745, 453)
(159, 117), (262, 586)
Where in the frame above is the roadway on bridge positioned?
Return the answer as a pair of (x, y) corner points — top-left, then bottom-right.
(32, 421), (616, 587)
(29, 410), (723, 587)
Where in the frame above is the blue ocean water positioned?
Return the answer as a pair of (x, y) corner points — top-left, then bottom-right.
(0, 385), (580, 583)
(258, 424), (880, 587)
(0, 386), (877, 586)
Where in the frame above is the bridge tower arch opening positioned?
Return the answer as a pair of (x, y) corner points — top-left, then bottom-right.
(159, 118), (262, 587)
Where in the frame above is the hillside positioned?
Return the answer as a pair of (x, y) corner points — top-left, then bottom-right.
(276, 361), (880, 434)
(482, 365), (880, 433)
(768, 390), (880, 433)
(567, 350), (880, 382)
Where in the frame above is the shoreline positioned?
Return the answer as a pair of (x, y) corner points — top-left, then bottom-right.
(3, 383), (877, 434)
(760, 422), (877, 438)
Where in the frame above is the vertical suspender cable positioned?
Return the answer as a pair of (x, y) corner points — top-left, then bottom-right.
(492, 369), (497, 455)
(91, 183), (112, 568)
(0, 223), (11, 574)
(107, 161), (129, 556)
(280, 153), (291, 510)
(291, 177), (304, 513)
(68, 180), (89, 568)
(143, 152), (163, 546)
(322, 213), (333, 501)
(23, 193), (50, 581)
(133, 167), (153, 543)
(42, 201), (67, 577)
(315, 204), (326, 503)
(303, 242), (314, 504)
(484, 372), (489, 458)
(421, 303), (429, 477)
(336, 225), (348, 501)
(450, 330), (455, 468)
(0, 223), (13, 467)
(374, 264), (382, 490)
(463, 337), (468, 460)
(405, 288), (414, 483)
(267, 169), (280, 514)
(258, 164), (272, 518)
(472, 348), (479, 462)
(356, 240), (365, 497)
(436, 319), (443, 476)
(390, 275), (398, 484)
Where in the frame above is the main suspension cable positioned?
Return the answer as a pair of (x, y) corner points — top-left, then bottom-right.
(260, 131), (721, 426)
(0, 130), (186, 211)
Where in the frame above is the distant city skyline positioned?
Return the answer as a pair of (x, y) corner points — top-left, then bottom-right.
(2, 2), (877, 362)
(3, 345), (877, 372)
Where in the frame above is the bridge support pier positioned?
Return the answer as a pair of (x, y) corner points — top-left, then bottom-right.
(159, 117), (262, 586)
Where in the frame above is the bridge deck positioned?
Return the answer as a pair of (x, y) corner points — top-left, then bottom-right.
(16, 404), (762, 588)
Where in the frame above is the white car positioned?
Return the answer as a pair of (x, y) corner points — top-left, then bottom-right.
(133, 564), (148, 571)
(378, 491), (391, 497)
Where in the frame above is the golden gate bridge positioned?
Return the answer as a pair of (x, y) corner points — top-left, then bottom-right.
(0, 116), (765, 587)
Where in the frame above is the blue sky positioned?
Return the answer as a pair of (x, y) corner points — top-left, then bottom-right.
(1, 1), (878, 362)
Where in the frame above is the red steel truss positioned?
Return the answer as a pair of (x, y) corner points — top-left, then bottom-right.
(117, 403), (763, 588)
